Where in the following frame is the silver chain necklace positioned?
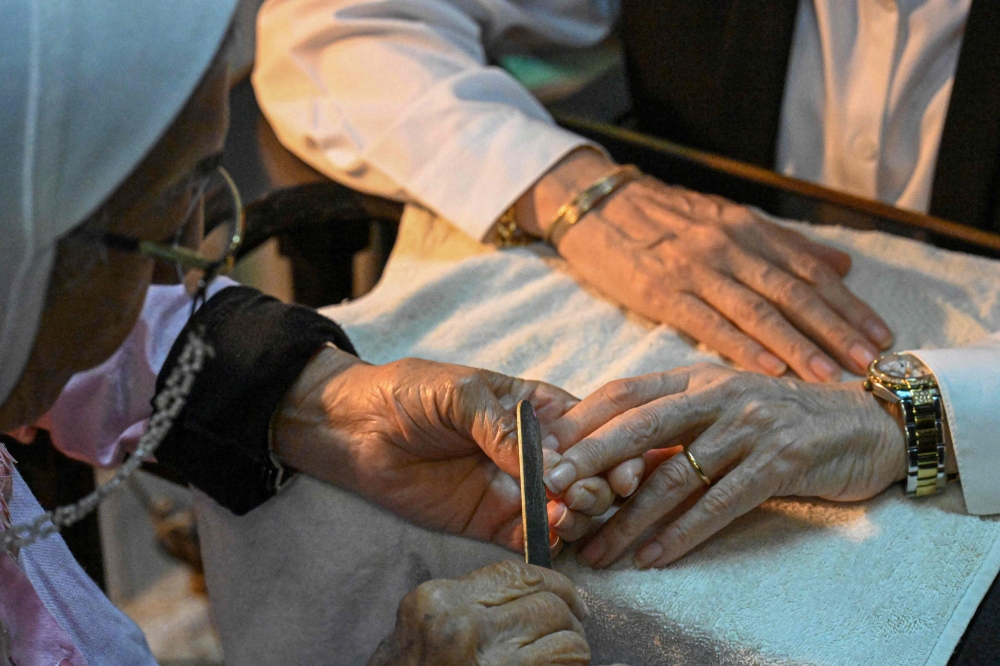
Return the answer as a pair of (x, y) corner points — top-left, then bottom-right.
(1, 330), (212, 555)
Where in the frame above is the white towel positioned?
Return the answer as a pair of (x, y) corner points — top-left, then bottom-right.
(195, 207), (1000, 665)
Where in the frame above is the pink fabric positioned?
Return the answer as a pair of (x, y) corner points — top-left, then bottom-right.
(0, 280), (232, 664)
(38, 280), (234, 468)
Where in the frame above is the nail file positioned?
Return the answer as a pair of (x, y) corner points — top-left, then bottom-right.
(517, 399), (552, 568)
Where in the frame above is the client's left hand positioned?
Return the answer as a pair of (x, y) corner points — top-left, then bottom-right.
(542, 363), (907, 569)
(271, 347), (615, 552)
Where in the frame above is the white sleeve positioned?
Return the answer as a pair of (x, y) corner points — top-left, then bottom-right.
(253, 0), (616, 241)
(910, 334), (1000, 515)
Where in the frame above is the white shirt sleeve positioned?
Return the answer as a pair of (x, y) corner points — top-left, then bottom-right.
(910, 335), (1000, 515)
(253, 0), (617, 241)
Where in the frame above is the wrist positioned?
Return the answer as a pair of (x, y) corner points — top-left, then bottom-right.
(271, 344), (365, 472)
(513, 147), (615, 237)
(851, 382), (908, 483)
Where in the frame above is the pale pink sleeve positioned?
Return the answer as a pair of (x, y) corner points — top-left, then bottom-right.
(38, 279), (237, 468)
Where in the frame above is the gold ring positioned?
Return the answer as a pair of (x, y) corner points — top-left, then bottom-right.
(684, 449), (712, 487)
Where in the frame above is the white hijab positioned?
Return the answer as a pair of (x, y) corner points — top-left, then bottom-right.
(0, 0), (239, 407)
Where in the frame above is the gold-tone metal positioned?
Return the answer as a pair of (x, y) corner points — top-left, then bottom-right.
(684, 448), (712, 487)
(493, 205), (537, 247)
(865, 353), (946, 498)
(545, 165), (642, 248)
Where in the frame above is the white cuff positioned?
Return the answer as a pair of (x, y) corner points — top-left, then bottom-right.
(910, 345), (1000, 514)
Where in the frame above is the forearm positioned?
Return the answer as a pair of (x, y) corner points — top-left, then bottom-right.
(254, 0), (604, 239)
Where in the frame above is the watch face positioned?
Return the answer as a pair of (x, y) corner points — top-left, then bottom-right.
(874, 353), (930, 380)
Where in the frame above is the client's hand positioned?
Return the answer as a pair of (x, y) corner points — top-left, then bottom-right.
(515, 149), (892, 380)
(367, 560), (594, 666)
(542, 363), (910, 569)
(272, 347), (616, 551)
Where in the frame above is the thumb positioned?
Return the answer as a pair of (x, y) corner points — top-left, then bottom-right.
(450, 370), (522, 478)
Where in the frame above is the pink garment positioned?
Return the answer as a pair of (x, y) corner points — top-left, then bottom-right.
(1, 279), (233, 664)
(40, 279), (234, 468)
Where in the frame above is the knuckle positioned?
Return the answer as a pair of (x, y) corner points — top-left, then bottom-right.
(650, 459), (691, 495)
(732, 295), (776, 327)
(621, 408), (660, 446)
(702, 484), (739, 515)
(777, 279), (816, 308)
(430, 611), (475, 646)
(410, 579), (451, 617)
(601, 378), (641, 411)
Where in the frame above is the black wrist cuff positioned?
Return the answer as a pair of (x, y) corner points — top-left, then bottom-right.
(153, 286), (357, 515)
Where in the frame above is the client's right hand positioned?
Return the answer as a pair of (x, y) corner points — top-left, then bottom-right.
(367, 560), (593, 666)
(271, 347), (617, 551)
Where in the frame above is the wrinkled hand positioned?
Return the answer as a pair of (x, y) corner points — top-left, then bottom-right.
(366, 560), (595, 666)
(516, 150), (892, 381)
(542, 363), (906, 569)
(272, 348), (617, 551)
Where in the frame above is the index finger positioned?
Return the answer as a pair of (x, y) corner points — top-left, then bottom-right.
(543, 392), (718, 496)
(546, 371), (691, 450)
(462, 560), (590, 622)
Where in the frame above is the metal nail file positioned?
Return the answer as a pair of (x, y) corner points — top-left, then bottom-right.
(517, 399), (552, 569)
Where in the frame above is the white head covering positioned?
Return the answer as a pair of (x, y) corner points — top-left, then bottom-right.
(0, 0), (239, 406)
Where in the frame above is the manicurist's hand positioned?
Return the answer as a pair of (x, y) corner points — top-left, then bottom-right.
(366, 560), (595, 666)
(514, 149), (893, 381)
(542, 363), (910, 569)
(271, 346), (617, 550)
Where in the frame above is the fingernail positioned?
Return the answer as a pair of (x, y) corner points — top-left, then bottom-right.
(864, 319), (893, 348)
(809, 355), (839, 382)
(541, 434), (560, 451)
(849, 343), (876, 371)
(635, 542), (664, 569)
(757, 352), (787, 376)
(579, 596), (592, 620)
(542, 448), (562, 471)
(544, 462), (577, 495)
(567, 488), (595, 513)
(551, 501), (569, 528)
(579, 538), (607, 567)
(624, 475), (640, 497)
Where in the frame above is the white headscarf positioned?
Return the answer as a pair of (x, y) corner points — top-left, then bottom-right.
(0, 0), (239, 406)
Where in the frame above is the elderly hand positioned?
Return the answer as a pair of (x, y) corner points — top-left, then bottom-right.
(366, 560), (594, 666)
(272, 347), (617, 551)
(541, 363), (908, 569)
(515, 149), (892, 381)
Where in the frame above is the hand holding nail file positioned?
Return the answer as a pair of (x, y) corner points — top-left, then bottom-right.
(517, 399), (552, 568)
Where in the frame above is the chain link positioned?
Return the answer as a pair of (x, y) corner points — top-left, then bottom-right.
(0, 330), (213, 555)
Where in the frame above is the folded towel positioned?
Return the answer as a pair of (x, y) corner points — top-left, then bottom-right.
(195, 206), (1000, 665)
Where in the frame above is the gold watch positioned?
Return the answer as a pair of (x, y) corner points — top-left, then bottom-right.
(864, 353), (946, 497)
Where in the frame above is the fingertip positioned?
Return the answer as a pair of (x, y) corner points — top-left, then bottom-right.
(634, 541), (664, 570)
(862, 318), (894, 349)
(808, 355), (840, 382)
(756, 352), (787, 376)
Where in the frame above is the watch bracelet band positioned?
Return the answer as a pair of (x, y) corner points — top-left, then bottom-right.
(898, 386), (947, 497)
(545, 165), (643, 248)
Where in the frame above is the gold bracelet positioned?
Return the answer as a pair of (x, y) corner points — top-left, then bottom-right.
(544, 165), (642, 248)
(492, 205), (537, 248)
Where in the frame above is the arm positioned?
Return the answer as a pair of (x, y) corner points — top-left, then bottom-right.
(912, 334), (1000, 515)
(255, 0), (892, 379)
(253, 0), (608, 240)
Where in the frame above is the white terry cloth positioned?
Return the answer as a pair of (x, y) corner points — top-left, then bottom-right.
(195, 207), (1000, 666)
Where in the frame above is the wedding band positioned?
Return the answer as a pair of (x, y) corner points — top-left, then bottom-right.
(684, 449), (712, 487)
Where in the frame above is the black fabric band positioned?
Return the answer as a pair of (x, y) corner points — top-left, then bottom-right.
(153, 286), (357, 515)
